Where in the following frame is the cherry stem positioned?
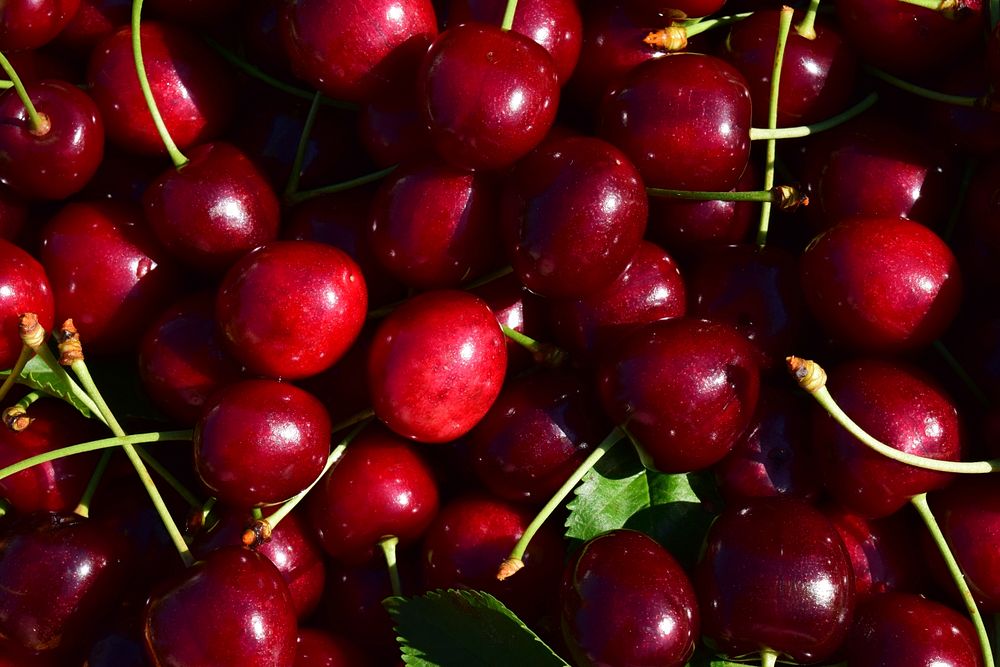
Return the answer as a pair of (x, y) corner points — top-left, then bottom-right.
(897, 0), (958, 13)
(757, 6), (795, 248)
(74, 450), (113, 518)
(992, 0), (999, 29)
(498, 427), (625, 580)
(646, 185), (806, 209)
(0, 50), (45, 134)
(795, 0), (821, 39)
(787, 356), (1000, 473)
(3, 391), (42, 432)
(501, 0), (519, 30)
(285, 165), (397, 205)
(0, 343), (32, 404)
(912, 492), (995, 667)
(933, 340), (992, 409)
(379, 535), (403, 597)
(864, 64), (982, 108)
(682, 11), (754, 39)
(252, 507), (263, 520)
(0, 81), (12, 89)
(11, 331), (105, 423)
(749, 92), (878, 140)
(500, 325), (567, 368)
(284, 91), (321, 200)
(136, 445), (203, 509)
(331, 407), (376, 434)
(131, 0), (189, 169)
(761, 649), (779, 667)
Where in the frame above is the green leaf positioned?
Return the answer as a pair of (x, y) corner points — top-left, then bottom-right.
(384, 589), (569, 667)
(0, 354), (95, 418)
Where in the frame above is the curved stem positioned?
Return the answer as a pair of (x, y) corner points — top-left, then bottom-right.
(795, 0), (822, 39)
(73, 450), (113, 518)
(379, 535), (403, 597)
(912, 493), (995, 667)
(501, 0), (519, 30)
(131, 0), (189, 168)
(285, 165), (397, 205)
(0, 344), (32, 403)
(0, 50), (44, 134)
(864, 64), (979, 107)
(331, 408), (376, 434)
(136, 445), (202, 510)
(750, 92), (878, 139)
(501, 325), (566, 367)
(683, 11), (754, 38)
(761, 649), (779, 667)
(498, 427), (625, 580)
(0, 81), (13, 89)
(23, 342), (105, 425)
(284, 91), (322, 200)
(757, 6), (795, 248)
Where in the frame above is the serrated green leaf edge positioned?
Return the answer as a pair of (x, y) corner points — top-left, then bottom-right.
(0, 355), (94, 418)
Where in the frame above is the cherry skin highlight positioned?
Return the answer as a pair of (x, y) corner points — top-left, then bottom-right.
(0, 238), (53, 369)
(0, 0), (81, 51)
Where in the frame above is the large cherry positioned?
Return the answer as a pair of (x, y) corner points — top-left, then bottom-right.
(0, 0), (80, 51)
(143, 546), (297, 667)
(368, 290), (506, 443)
(694, 497), (855, 663)
(597, 318), (761, 473)
(418, 22), (561, 171)
(561, 529), (699, 667)
(0, 238), (53, 370)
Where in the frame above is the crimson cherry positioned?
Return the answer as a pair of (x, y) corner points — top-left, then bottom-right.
(0, 0), (80, 51)
(368, 290), (506, 443)
(471, 272), (550, 373)
(295, 629), (369, 667)
(55, 0), (128, 51)
(0, 187), (26, 241)
(0, 237), (53, 370)
(358, 83), (432, 168)
(194, 379), (331, 507)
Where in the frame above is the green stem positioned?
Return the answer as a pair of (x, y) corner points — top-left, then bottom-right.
(683, 12), (754, 38)
(933, 340), (991, 409)
(0, 344), (32, 403)
(501, 0), (519, 30)
(14, 391), (42, 411)
(0, 50), (44, 134)
(864, 64), (979, 107)
(285, 165), (397, 205)
(252, 506), (263, 520)
(501, 325), (567, 367)
(992, 0), (999, 29)
(498, 428), (624, 579)
(898, 0), (955, 11)
(749, 92), (878, 139)
(23, 343), (106, 425)
(646, 186), (791, 203)
(461, 265), (514, 290)
(757, 6), (795, 248)
(379, 535), (403, 597)
(912, 493), (995, 667)
(73, 450), (113, 518)
(136, 446), (202, 510)
(131, 0), (189, 168)
(284, 91), (322, 200)
(0, 80), (12, 89)
(795, 0), (822, 38)
(331, 408), (376, 434)
(761, 649), (779, 667)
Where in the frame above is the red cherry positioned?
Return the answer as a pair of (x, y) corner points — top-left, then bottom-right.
(625, 0), (725, 18)
(295, 629), (370, 667)
(0, 238), (53, 369)
(0, 0), (81, 51)
(55, 0), (128, 51)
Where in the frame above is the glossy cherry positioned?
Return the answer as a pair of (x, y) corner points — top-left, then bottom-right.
(561, 529), (699, 667)
(418, 22), (561, 171)
(194, 379), (331, 507)
(294, 629), (369, 667)
(471, 271), (551, 373)
(0, 237), (53, 370)
(368, 290), (506, 443)
(216, 241), (368, 380)
(694, 497), (855, 663)
(0, 0), (81, 51)
(598, 318), (761, 473)
(143, 546), (297, 667)
(499, 135), (647, 298)
(0, 80), (104, 200)
(55, 0), (128, 51)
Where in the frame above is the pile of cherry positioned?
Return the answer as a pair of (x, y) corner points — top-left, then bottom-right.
(1, 0), (1000, 664)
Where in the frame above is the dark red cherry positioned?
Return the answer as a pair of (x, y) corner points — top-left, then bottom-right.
(561, 529), (699, 667)
(695, 497), (855, 663)
(0, 0), (80, 51)
(295, 326), (376, 426)
(0, 187), (26, 241)
(279, 0), (437, 102)
(143, 547), (297, 667)
(920, 59), (1000, 157)
(600, 52), (752, 191)
(194, 379), (331, 507)
(625, 0), (725, 17)
(418, 22), (561, 171)
(846, 593), (983, 667)
(55, 0), (128, 51)
(0, 238), (53, 370)
(471, 271), (551, 373)
(800, 217), (962, 353)
(358, 83), (433, 168)
(39, 200), (181, 356)
(447, 0), (582, 83)
(295, 629), (369, 667)
(499, 135), (647, 298)
(216, 241), (368, 380)
(87, 22), (234, 155)
(368, 290), (506, 443)
(0, 80), (103, 201)
(368, 158), (501, 290)
(598, 318), (761, 473)
(811, 359), (961, 518)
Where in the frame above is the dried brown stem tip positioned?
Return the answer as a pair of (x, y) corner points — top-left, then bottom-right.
(775, 185), (809, 211)
(18, 313), (44, 351)
(242, 519), (273, 548)
(643, 26), (688, 51)
(786, 356), (827, 393)
(57, 319), (83, 366)
(496, 557), (524, 581)
(2, 405), (33, 432)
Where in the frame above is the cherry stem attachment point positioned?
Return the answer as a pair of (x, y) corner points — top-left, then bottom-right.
(897, 0), (959, 15)
(284, 91), (321, 200)
(795, 0), (822, 39)
(757, 6), (795, 248)
(379, 535), (403, 597)
(0, 50), (47, 135)
(864, 64), (984, 108)
(285, 164), (397, 205)
(3, 391), (41, 432)
(749, 92), (878, 140)
(498, 427), (625, 581)
(501, 0), (519, 30)
(646, 185), (807, 210)
(761, 649), (780, 667)
(787, 356), (1000, 473)
(131, 0), (189, 169)
(0, 343), (32, 404)
(912, 492), (995, 667)
(501, 325), (567, 368)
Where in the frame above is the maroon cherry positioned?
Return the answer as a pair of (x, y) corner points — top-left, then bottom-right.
(306, 423), (439, 564)
(561, 529), (699, 667)
(695, 497), (855, 663)
(471, 271), (551, 373)
(499, 135), (647, 298)
(600, 52), (752, 191)
(295, 629), (369, 667)
(0, 238), (53, 369)
(418, 22), (561, 171)
(87, 22), (234, 154)
(143, 546), (297, 667)
(216, 240), (368, 380)
(0, 80), (104, 200)
(55, 0), (128, 51)
(625, 0), (725, 17)
(0, 0), (81, 51)
(0, 187), (26, 241)
(358, 82), (433, 168)
(598, 318), (761, 473)
(368, 290), (506, 443)
(194, 379), (331, 507)
(800, 217), (962, 353)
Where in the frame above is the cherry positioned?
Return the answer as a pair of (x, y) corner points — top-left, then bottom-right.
(194, 379), (331, 508)
(368, 290), (506, 443)
(561, 529), (699, 667)
(216, 240), (368, 380)
(625, 0), (725, 17)
(418, 22), (561, 171)
(0, 237), (53, 370)
(306, 423), (439, 564)
(279, 0), (437, 103)
(295, 326), (376, 426)
(846, 592), (983, 667)
(597, 318), (761, 473)
(800, 217), (962, 353)
(694, 497), (855, 663)
(470, 271), (551, 373)
(0, 187), (26, 241)
(0, 0), (81, 51)
(358, 82), (433, 168)
(295, 629), (369, 667)
(499, 135), (647, 298)
(55, 0), (128, 51)
(0, 80), (104, 201)
(811, 359), (961, 518)
(143, 546), (297, 667)
(87, 22), (234, 155)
